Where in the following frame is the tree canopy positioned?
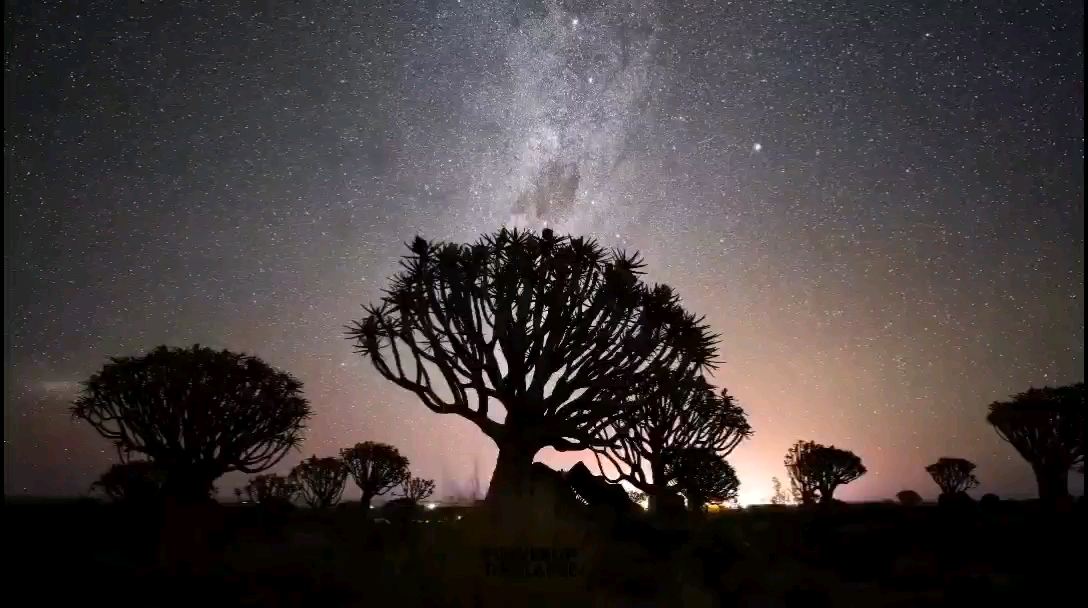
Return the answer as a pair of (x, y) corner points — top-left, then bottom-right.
(71, 345), (311, 502)
(592, 372), (750, 512)
(667, 448), (740, 511)
(986, 383), (1084, 502)
(347, 228), (718, 503)
(925, 457), (979, 496)
(91, 461), (165, 504)
(400, 475), (436, 503)
(785, 440), (866, 505)
(291, 455), (349, 509)
(341, 441), (410, 509)
(245, 473), (299, 506)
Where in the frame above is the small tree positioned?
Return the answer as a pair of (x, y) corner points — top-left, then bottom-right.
(245, 474), (299, 506)
(291, 455), (349, 509)
(896, 490), (922, 506)
(92, 461), (165, 504)
(770, 476), (789, 505)
(401, 475), (436, 504)
(593, 373), (751, 513)
(987, 383), (1084, 502)
(341, 441), (410, 510)
(668, 448), (740, 512)
(71, 345), (311, 503)
(347, 229), (718, 506)
(785, 440), (866, 504)
(925, 458), (979, 497)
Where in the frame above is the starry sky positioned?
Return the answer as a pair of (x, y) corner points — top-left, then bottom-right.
(4, 0), (1084, 504)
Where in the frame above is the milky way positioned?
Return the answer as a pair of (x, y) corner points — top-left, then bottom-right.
(5, 1), (1084, 503)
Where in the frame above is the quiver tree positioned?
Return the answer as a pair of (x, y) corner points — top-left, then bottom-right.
(340, 441), (410, 510)
(667, 448), (740, 511)
(92, 461), (166, 504)
(400, 475), (436, 504)
(245, 474), (299, 506)
(71, 345), (311, 503)
(987, 383), (1084, 502)
(785, 440), (866, 505)
(291, 455), (349, 509)
(347, 228), (717, 505)
(592, 372), (750, 513)
(925, 458), (979, 497)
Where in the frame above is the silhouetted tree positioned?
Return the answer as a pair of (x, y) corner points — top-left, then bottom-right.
(400, 475), (436, 504)
(667, 448), (739, 511)
(925, 457), (979, 497)
(244, 474), (299, 506)
(71, 345), (311, 503)
(91, 461), (165, 504)
(986, 383), (1084, 502)
(291, 455), (349, 509)
(785, 440), (866, 505)
(592, 372), (751, 513)
(896, 490), (922, 506)
(347, 228), (717, 505)
(341, 441), (410, 510)
(769, 477), (788, 505)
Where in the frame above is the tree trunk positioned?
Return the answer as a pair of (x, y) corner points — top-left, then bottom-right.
(360, 490), (375, 512)
(486, 440), (540, 508)
(163, 472), (216, 504)
(818, 485), (836, 505)
(1033, 464), (1070, 503)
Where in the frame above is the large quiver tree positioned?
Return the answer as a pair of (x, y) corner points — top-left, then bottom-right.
(987, 383), (1084, 503)
(341, 441), (410, 510)
(785, 440), (866, 505)
(347, 228), (717, 505)
(925, 457), (979, 497)
(592, 373), (751, 513)
(71, 345), (311, 503)
(291, 455), (349, 509)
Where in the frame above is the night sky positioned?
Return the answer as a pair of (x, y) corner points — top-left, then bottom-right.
(4, 1), (1084, 504)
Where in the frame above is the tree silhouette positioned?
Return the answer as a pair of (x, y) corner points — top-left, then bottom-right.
(291, 455), (349, 509)
(592, 372), (751, 513)
(667, 448), (739, 512)
(896, 490), (922, 506)
(91, 461), (165, 504)
(71, 345), (311, 503)
(400, 475), (436, 504)
(925, 457), (979, 497)
(347, 228), (717, 505)
(785, 440), (866, 505)
(341, 441), (410, 510)
(986, 383), (1084, 502)
(770, 477), (789, 505)
(244, 473), (299, 506)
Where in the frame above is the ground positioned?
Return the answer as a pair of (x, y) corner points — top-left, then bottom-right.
(5, 497), (1083, 607)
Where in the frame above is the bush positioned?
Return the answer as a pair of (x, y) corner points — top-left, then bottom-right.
(896, 490), (922, 506)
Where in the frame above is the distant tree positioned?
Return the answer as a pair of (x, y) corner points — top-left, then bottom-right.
(91, 461), (165, 504)
(979, 493), (1000, 508)
(400, 475), (436, 504)
(925, 458), (979, 497)
(341, 442), (410, 510)
(667, 448), (740, 512)
(785, 440), (866, 505)
(770, 477), (790, 505)
(987, 383), (1084, 503)
(593, 373), (750, 513)
(71, 345), (311, 503)
(291, 455), (349, 509)
(896, 490), (922, 506)
(347, 228), (717, 506)
(244, 474), (299, 506)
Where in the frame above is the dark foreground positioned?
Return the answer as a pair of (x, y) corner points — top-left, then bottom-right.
(6, 497), (1084, 607)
